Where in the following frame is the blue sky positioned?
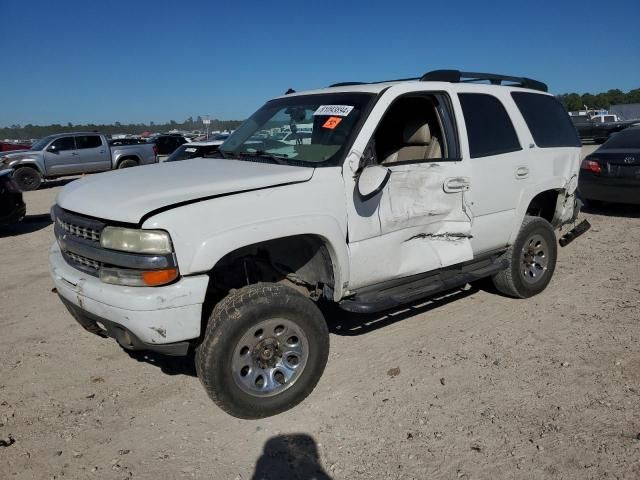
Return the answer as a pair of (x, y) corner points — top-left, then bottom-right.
(1, 0), (639, 126)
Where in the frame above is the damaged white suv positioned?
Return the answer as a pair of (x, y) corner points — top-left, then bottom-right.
(49, 70), (589, 418)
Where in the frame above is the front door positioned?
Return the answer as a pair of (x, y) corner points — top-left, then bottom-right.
(344, 86), (473, 290)
(43, 136), (78, 176)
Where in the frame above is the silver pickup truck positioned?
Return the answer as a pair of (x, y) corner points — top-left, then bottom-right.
(0, 132), (157, 191)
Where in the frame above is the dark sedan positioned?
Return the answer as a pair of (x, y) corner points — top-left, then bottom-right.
(0, 169), (26, 226)
(579, 126), (640, 206)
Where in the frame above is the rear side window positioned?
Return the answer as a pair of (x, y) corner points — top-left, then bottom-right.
(458, 93), (521, 158)
(511, 92), (581, 148)
(75, 135), (103, 149)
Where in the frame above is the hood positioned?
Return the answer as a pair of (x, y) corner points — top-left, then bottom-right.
(57, 158), (314, 224)
(1, 150), (37, 163)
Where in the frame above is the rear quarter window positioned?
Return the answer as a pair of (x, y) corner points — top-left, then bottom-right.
(511, 92), (581, 148)
(458, 93), (521, 158)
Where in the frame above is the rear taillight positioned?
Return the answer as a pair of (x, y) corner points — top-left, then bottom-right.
(581, 158), (602, 175)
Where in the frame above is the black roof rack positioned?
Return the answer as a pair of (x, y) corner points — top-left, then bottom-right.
(329, 69), (548, 92)
(420, 70), (548, 92)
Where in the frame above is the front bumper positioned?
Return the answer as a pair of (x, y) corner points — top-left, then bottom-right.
(49, 242), (209, 355)
(0, 202), (25, 226)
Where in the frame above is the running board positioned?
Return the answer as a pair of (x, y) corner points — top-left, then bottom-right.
(339, 257), (508, 314)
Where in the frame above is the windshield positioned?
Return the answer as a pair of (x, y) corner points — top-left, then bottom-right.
(165, 144), (221, 162)
(30, 135), (57, 151)
(602, 128), (640, 149)
(219, 93), (374, 166)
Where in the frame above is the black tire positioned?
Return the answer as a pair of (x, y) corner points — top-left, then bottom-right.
(117, 159), (138, 169)
(195, 283), (329, 419)
(12, 167), (42, 191)
(492, 216), (557, 299)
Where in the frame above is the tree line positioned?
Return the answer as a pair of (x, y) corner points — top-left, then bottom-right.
(0, 117), (244, 141)
(556, 88), (640, 112)
(2, 87), (640, 140)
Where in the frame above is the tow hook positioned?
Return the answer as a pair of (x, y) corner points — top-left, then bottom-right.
(559, 219), (591, 247)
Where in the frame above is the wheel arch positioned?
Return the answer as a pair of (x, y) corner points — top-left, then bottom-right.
(11, 160), (44, 174)
(205, 233), (342, 301)
(115, 155), (140, 168)
(510, 180), (568, 244)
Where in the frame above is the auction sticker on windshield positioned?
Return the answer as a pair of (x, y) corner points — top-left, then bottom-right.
(314, 105), (354, 116)
(322, 117), (343, 129)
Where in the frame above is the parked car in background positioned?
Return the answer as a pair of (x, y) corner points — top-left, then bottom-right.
(149, 134), (188, 156)
(0, 132), (157, 191)
(165, 140), (226, 162)
(0, 169), (25, 226)
(571, 114), (636, 144)
(0, 141), (31, 153)
(579, 125), (640, 206)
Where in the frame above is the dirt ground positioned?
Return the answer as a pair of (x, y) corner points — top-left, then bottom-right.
(1, 146), (639, 479)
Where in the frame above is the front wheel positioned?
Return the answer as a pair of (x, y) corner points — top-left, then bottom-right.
(492, 216), (557, 298)
(195, 283), (329, 419)
(12, 167), (42, 191)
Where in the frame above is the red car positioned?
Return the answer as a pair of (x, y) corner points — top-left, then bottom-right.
(0, 141), (31, 152)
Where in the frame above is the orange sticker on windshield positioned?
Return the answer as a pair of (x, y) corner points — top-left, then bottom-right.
(322, 116), (342, 129)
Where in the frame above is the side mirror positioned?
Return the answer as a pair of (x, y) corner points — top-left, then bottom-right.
(47, 145), (58, 153)
(357, 165), (390, 200)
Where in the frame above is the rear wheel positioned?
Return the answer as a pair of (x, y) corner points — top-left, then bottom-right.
(12, 167), (42, 191)
(195, 283), (329, 419)
(117, 159), (138, 169)
(492, 216), (557, 298)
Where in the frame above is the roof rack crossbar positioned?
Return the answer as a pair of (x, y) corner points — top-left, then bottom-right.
(420, 70), (548, 92)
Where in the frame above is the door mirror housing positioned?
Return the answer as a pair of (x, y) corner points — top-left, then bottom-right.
(357, 165), (390, 200)
(47, 145), (58, 153)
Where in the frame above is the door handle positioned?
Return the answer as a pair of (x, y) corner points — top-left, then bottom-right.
(443, 177), (471, 193)
(99, 150), (105, 154)
(515, 166), (529, 179)
(71, 152), (79, 156)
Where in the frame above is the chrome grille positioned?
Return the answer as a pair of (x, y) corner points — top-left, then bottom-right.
(56, 218), (101, 242)
(65, 251), (102, 272)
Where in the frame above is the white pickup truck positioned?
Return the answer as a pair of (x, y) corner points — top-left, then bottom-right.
(49, 70), (588, 418)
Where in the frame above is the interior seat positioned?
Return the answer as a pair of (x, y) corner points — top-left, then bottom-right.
(381, 118), (441, 164)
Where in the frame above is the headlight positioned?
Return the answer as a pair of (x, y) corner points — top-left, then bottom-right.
(100, 227), (173, 254)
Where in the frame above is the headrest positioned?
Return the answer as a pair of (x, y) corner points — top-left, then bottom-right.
(403, 119), (432, 145)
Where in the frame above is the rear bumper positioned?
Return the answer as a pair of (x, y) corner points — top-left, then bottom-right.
(579, 176), (640, 205)
(49, 242), (209, 354)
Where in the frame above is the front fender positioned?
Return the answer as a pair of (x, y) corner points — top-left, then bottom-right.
(142, 169), (349, 300)
(8, 158), (44, 174)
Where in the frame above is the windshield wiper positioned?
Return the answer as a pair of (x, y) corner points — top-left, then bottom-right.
(237, 150), (289, 165)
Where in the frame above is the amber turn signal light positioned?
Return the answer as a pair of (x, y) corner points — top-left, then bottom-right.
(142, 268), (179, 286)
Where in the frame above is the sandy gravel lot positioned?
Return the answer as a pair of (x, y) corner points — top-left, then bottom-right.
(1, 146), (639, 479)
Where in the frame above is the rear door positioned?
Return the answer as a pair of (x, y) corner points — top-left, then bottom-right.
(74, 135), (110, 172)
(43, 136), (78, 175)
(456, 90), (527, 254)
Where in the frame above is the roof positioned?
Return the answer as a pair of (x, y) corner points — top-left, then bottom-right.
(280, 69), (549, 99)
(280, 80), (552, 99)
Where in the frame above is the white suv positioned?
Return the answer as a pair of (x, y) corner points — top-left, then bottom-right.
(49, 70), (587, 418)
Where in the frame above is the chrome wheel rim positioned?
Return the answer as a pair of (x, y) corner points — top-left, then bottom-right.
(231, 318), (309, 397)
(521, 233), (549, 284)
